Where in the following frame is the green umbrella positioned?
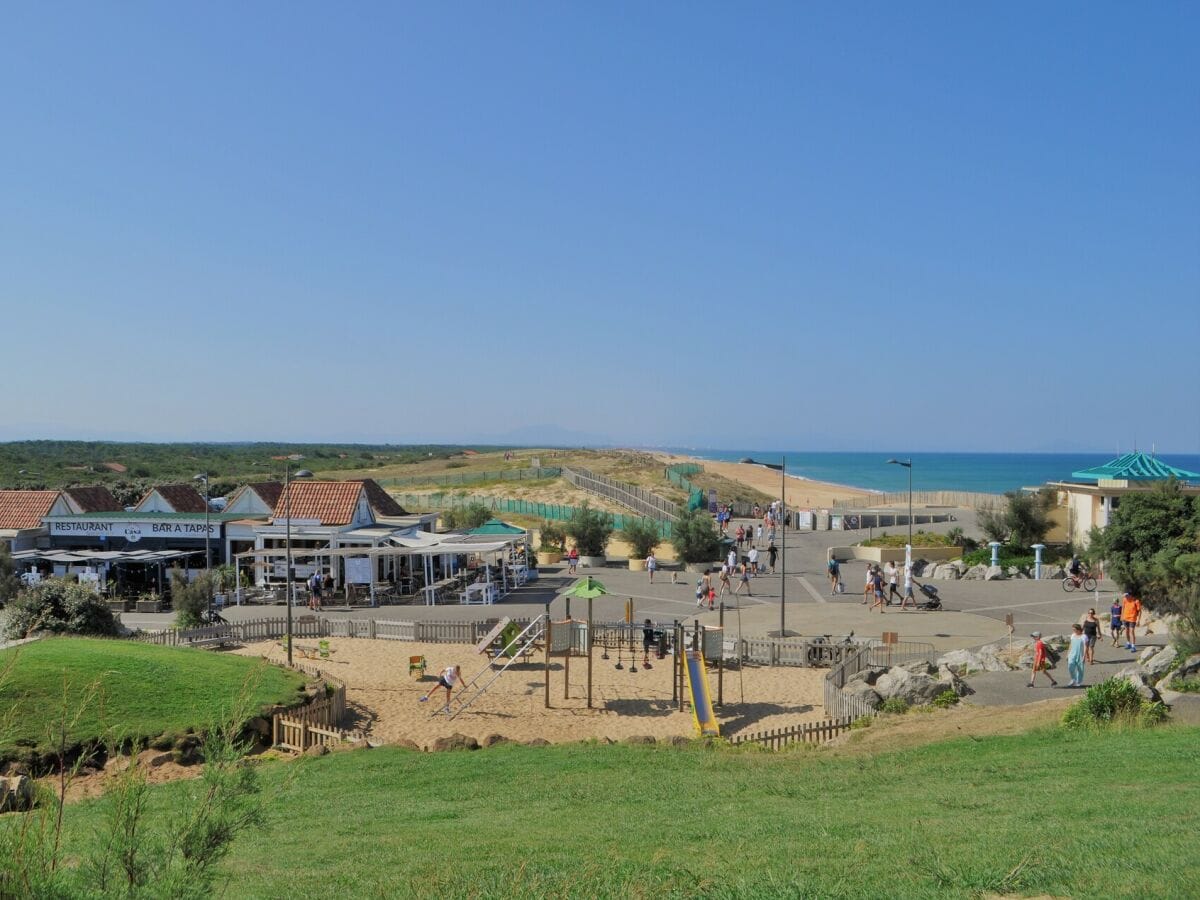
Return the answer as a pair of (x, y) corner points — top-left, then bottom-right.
(564, 576), (609, 598)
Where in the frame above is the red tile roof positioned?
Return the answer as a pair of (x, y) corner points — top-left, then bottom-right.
(0, 490), (61, 530)
(353, 479), (409, 516)
(63, 486), (122, 513)
(273, 481), (365, 526)
(248, 482), (284, 508)
(137, 483), (208, 513)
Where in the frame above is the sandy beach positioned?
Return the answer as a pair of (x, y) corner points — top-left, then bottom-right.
(658, 454), (873, 510)
(235, 638), (825, 750)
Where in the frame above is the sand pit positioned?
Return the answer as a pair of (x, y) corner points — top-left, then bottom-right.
(235, 639), (825, 749)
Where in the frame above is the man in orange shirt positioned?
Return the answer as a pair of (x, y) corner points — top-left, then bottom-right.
(1120, 591), (1142, 652)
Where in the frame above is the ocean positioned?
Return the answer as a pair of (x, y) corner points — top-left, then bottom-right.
(669, 450), (1200, 495)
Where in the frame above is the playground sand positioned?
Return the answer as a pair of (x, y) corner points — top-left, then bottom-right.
(236, 638), (825, 749)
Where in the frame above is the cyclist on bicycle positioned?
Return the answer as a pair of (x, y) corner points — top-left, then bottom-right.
(1068, 556), (1086, 584)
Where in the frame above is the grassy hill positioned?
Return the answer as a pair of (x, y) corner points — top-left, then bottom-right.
(41, 724), (1200, 898)
(0, 638), (306, 767)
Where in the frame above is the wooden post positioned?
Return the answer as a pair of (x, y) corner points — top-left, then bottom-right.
(544, 618), (552, 709)
(587, 598), (594, 709)
(717, 604), (724, 708)
(671, 619), (679, 706)
(564, 617), (571, 700)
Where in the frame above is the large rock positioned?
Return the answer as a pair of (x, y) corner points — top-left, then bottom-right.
(984, 566), (1006, 581)
(622, 735), (656, 746)
(1141, 645), (1177, 679)
(963, 564), (988, 581)
(936, 665), (975, 697)
(481, 734), (511, 748)
(933, 564), (961, 581)
(1114, 667), (1162, 703)
(937, 648), (1012, 674)
(432, 733), (480, 752)
(0, 775), (35, 813)
(1042, 564), (1065, 580)
(846, 666), (887, 686)
(841, 680), (882, 710)
(875, 667), (943, 705)
(1176, 654), (1200, 680)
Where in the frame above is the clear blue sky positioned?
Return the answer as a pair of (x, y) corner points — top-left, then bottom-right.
(2, 2), (1197, 453)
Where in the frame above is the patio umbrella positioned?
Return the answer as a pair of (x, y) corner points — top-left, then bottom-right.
(564, 576), (608, 598)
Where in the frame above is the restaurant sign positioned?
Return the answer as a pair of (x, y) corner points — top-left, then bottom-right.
(48, 519), (219, 540)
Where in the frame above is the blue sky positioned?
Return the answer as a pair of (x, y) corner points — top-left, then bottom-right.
(2, 2), (1197, 452)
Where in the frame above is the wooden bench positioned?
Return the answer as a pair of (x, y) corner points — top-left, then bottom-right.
(183, 626), (239, 649)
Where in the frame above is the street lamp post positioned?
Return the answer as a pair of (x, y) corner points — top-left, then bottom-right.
(283, 466), (314, 666)
(762, 457), (791, 637)
(193, 473), (212, 620)
(886, 458), (913, 552)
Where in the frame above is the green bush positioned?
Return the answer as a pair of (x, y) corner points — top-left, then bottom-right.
(621, 518), (662, 559)
(879, 697), (910, 715)
(565, 502), (614, 556)
(931, 689), (960, 709)
(670, 507), (723, 564)
(1, 578), (121, 640)
(171, 571), (216, 628)
(849, 715), (872, 730)
(961, 545), (1037, 570)
(1062, 678), (1169, 730)
(538, 521), (566, 552)
(1167, 676), (1200, 694)
(442, 501), (491, 531)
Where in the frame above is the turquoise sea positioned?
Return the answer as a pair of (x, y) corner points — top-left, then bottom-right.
(669, 450), (1200, 495)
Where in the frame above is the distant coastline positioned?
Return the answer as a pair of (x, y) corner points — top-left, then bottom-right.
(664, 449), (1200, 495)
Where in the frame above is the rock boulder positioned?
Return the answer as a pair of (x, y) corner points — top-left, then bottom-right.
(432, 733), (480, 752)
(984, 566), (1006, 581)
(841, 680), (882, 710)
(0, 775), (35, 813)
(1141, 645), (1177, 679)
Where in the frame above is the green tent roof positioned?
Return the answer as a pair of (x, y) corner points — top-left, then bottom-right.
(468, 518), (527, 535)
(1071, 452), (1200, 483)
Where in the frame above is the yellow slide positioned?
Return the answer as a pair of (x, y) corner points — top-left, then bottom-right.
(683, 650), (720, 737)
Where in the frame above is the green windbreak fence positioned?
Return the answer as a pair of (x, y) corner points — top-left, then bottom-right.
(392, 492), (673, 538)
(665, 463), (707, 511)
(381, 467), (562, 488)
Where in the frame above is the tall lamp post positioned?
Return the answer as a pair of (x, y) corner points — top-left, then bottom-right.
(283, 466), (314, 665)
(193, 473), (212, 620)
(886, 458), (913, 552)
(763, 456), (792, 638)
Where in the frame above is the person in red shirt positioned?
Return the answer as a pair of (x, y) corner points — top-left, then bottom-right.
(1120, 592), (1143, 652)
(1027, 631), (1058, 688)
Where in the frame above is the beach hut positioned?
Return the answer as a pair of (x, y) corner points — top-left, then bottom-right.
(1048, 451), (1200, 547)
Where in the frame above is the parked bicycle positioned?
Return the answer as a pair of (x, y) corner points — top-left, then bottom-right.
(1061, 572), (1097, 593)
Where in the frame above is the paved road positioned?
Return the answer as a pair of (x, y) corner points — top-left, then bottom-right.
(124, 514), (1126, 656)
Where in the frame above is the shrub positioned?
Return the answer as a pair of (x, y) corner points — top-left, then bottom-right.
(442, 501), (491, 531)
(171, 571), (216, 628)
(671, 508), (723, 564)
(850, 716), (873, 730)
(621, 518), (662, 559)
(1, 578), (121, 640)
(565, 502), (614, 557)
(1061, 678), (1170, 730)
(931, 689), (960, 709)
(1167, 676), (1200, 694)
(879, 697), (910, 715)
(861, 531), (956, 549)
(538, 522), (566, 552)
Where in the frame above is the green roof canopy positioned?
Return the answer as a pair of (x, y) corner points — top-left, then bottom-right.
(564, 576), (609, 598)
(1070, 452), (1200, 483)
(468, 518), (527, 535)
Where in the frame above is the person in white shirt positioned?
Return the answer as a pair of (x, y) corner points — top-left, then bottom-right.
(748, 546), (759, 575)
(419, 664), (463, 712)
(885, 562), (901, 605)
(646, 552), (657, 583)
(901, 562), (917, 609)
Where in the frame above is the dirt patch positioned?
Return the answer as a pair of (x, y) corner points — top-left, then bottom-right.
(821, 698), (1074, 755)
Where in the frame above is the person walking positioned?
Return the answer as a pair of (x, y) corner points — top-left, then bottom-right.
(885, 561), (902, 605)
(641, 619), (657, 669)
(734, 562), (753, 597)
(1109, 596), (1123, 647)
(863, 565), (875, 605)
(718, 564), (732, 597)
(308, 570), (323, 611)
(767, 541), (778, 574)
(827, 556), (841, 595)
(1121, 591), (1142, 652)
(646, 552), (657, 583)
(901, 561), (917, 609)
(727, 548), (738, 572)
(1067, 623), (1087, 687)
(735, 525), (745, 552)
(567, 547), (579, 575)
(1082, 608), (1102, 664)
(747, 545), (759, 575)
(869, 568), (887, 613)
(419, 664), (464, 712)
(756, 523), (764, 547)
(1028, 632), (1058, 688)
(695, 575), (706, 608)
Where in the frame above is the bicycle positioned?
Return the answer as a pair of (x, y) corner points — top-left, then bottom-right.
(1061, 572), (1097, 593)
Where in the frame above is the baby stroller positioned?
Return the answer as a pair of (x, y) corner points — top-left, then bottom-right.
(916, 581), (942, 611)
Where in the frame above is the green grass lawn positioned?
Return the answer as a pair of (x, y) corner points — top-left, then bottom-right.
(0, 638), (305, 764)
(42, 724), (1200, 898)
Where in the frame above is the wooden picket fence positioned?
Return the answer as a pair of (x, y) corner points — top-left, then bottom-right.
(271, 663), (362, 753)
(729, 716), (854, 750)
